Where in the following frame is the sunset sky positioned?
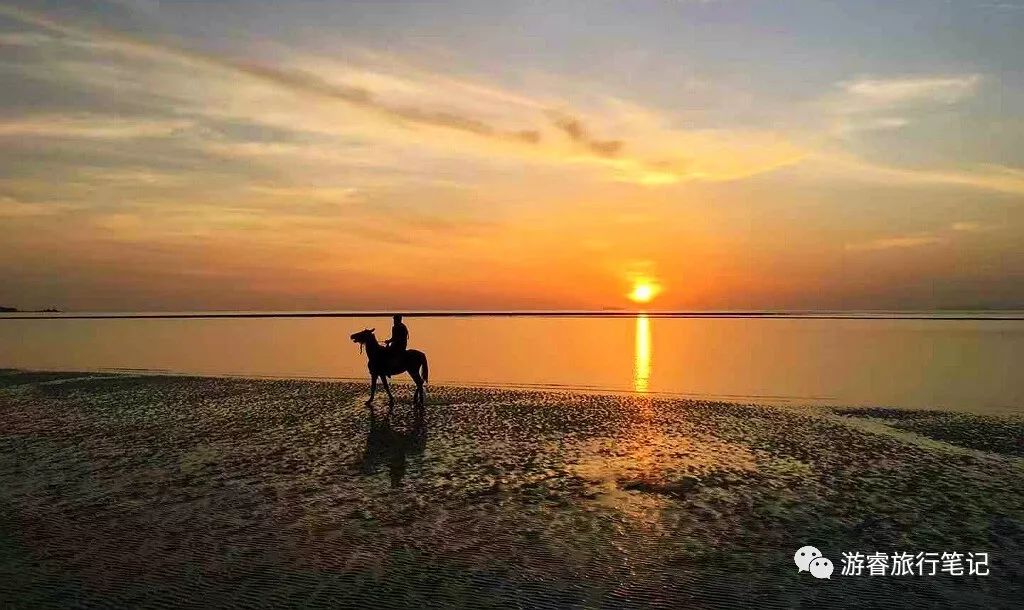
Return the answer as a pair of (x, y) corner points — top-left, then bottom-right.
(1, 0), (1022, 311)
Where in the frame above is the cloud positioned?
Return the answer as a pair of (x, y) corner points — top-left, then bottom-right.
(844, 219), (1001, 253)
(72, 167), (191, 186)
(973, 3), (1024, 11)
(0, 115), (191, 139)
(224, 61), (544, 145)
(245, 185), (360, 203)
(0, 31), (56, 47)
(844, 234), (945, 252)
(804, 153), (1024, 195)
(0, 5), (549, 146)
(0, 195), (80, 217)
(828, 74), (982, 134)
(103, 0), (164, 17)
(951, 221), (995, 232)
(0, 4), (804, 186)
(841, 75), (981, 107)
(832, 116), (909, 134)
(799, 72), (1021, 192)
(879, 163), (1024, 195)
(549, 113), (624, 157)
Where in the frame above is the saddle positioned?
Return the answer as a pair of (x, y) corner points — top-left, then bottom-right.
(384, 346), (406, 371)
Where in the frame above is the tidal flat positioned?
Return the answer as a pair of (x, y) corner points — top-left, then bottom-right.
(1, 371), (1022, 608)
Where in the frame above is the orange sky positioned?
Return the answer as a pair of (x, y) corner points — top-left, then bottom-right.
(0, 1), (1022, 311)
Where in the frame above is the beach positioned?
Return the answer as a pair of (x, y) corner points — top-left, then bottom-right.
(1, 370), (1021, 608)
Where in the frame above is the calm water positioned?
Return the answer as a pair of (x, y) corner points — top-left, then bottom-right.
(1, 313), (1022, 413)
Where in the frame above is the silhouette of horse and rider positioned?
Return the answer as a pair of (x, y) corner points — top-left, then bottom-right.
(350, 314), (429, 412)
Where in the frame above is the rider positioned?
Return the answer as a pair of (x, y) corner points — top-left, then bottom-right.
(384, 314), (408, 362)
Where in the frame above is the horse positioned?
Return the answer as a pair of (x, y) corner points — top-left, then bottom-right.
(350, 328), (429, 411)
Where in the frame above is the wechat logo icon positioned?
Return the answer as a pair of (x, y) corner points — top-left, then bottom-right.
(795, 545), (834, 579)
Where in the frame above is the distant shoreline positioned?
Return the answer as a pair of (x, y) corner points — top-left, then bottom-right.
(2, 310), (1023, 320)
(0, 307), (60, 314)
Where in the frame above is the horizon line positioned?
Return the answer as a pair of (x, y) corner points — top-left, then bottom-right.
(2, 308), (1023, 321)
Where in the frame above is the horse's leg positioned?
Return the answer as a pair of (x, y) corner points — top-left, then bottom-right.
(366, 374), (377, 406)
(408, 369), (424, 407)
(380, 375), (395, 413)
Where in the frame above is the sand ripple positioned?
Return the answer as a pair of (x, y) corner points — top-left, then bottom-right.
(1, 372), (1022, 608)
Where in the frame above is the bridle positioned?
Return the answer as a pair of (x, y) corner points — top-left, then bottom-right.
(353, 328), (376, 355)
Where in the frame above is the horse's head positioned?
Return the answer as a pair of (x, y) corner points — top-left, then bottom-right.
(350, 328), (377, 348)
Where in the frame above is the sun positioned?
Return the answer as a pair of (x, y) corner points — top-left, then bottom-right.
(628, 279), (661, 304)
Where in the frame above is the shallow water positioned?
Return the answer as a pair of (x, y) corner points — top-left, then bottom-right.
(1, 313), (1022, 413)
(1, 372), (1022, 608)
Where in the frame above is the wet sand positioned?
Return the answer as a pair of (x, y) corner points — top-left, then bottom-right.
(1, 370), (1022, 608)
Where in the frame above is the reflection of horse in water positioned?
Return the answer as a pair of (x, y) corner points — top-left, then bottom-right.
(350, 328), (428, 412)
(361, 409), (426, 487)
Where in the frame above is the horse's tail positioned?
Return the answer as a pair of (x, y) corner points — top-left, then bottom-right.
(421, 354), (429, 384)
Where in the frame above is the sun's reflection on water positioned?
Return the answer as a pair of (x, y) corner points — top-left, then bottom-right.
(633, 314), (651, 393)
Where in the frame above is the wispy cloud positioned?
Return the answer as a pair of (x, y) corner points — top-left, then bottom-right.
(829, 74), (982, 134)
(0, 4), (1012, 200)
(951, 221), (996, 232)
(973, 2), (1024, 11)
(549, 112), (624, 158)
(803, 153), (1024, 195)
(0, 30), (57, 47)
(841, 75), (981, 107)
(0, 195), (81, 217)
(0, 5), (544, 141)
(845, 219), (1001, 253)
(835, 116), (909, 133)
(845, 234), (945, 252)
(0, 115), (191, 139)
(876, 162), (1024, 195)
(0, 3), (804, 186)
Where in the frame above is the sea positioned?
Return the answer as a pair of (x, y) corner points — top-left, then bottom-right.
(1, 311), (1022, 414)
